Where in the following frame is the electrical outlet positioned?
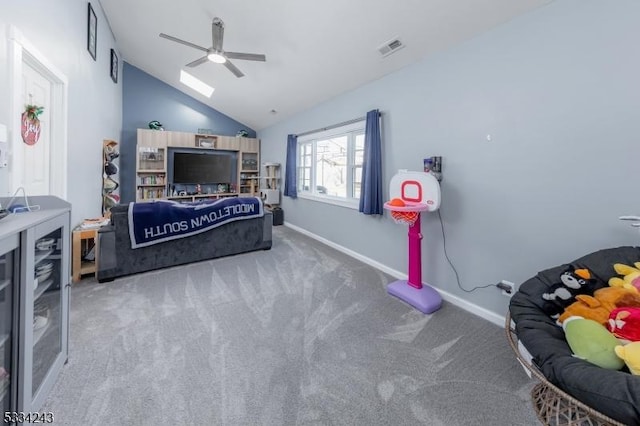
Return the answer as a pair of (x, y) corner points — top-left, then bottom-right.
(496, 280), (515, 297)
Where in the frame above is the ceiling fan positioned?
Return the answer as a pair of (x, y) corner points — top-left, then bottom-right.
(159, 17), (266, 78)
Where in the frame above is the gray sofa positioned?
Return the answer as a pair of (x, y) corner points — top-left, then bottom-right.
(96, 202), (272, 282)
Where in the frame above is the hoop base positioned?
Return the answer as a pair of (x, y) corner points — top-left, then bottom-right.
(387, 280), (442, 314)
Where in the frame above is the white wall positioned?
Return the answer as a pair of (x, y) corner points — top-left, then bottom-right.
(0, 0), (122, 226)
(258, 0), (640, 318)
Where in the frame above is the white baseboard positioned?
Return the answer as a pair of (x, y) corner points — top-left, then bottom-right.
(283, 222), (506, 327)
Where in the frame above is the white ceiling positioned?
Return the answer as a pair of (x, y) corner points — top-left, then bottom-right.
(101, 0), (552, 131)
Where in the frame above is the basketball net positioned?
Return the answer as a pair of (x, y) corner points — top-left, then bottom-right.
(390, 210), (418, 226)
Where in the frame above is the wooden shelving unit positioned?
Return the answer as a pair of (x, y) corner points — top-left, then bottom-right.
(135, 129), (260, 202)
(135, 132), (167, 201)
(260, 163), (281, 207)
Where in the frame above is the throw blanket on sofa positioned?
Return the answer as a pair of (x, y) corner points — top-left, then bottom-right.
(128, 197), (264, 249)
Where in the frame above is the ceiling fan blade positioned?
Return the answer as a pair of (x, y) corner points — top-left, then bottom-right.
(223, 60), (244, 78)
(159, 33), (209, 52)
(185, 56), (209, 68)
(211, 18), (224, 51)
(224, 52), (266, 62)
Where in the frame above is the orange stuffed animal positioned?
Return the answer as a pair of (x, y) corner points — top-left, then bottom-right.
(558, 287), (640, 325)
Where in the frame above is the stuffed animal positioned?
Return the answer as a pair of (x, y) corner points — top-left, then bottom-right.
(608, 307), (640, 342)
(609, 263), (640, 293)
(558, 287), (640, 325)
(615, 342), (640, 374)
(558, 294), (614, 325)
(542, 269), (600, 319)
(563, 316), (625, 370)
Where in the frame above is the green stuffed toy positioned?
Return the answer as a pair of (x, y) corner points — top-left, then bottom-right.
(563, 316), (625, 370)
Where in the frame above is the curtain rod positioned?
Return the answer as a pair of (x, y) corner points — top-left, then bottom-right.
(295, 112), (381, 138)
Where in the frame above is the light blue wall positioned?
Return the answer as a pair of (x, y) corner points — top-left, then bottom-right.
(121, 62), (256, 202)
(0, 0), (122, 226)
(258, 0), (640, 317)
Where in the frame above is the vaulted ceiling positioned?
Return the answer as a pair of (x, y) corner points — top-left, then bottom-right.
(101, 0), (552, 131)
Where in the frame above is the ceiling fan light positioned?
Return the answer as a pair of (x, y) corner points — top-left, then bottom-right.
(207, 52), (226, 64)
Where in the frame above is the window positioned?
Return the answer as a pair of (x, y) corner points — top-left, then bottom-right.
(297, 122), (365, 207)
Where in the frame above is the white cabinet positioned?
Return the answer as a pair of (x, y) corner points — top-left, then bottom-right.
(0, 196), (70, 413)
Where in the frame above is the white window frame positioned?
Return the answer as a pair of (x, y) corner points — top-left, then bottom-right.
(296, 121), (365, 209)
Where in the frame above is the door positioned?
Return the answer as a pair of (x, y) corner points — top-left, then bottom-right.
(9, 26), (68, 199)
(19, 62), (52, 196)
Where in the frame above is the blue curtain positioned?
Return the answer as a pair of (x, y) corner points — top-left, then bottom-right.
(283, 134), (298, 198)
(359, 109), (383, 215)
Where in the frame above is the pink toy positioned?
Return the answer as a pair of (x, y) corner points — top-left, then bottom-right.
(384, 170), (442, 314)
(608, 307), (640, 342)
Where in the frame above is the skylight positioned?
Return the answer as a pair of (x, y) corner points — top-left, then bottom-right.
(179, 70), (214, 97)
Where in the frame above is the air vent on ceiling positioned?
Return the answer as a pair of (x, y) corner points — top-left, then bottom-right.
(377, 37), (405, 57)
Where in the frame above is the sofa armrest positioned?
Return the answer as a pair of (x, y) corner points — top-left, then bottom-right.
(263, 211), (273, 244)
(98, 224), (115, 234)
(96, 224), (117, 282)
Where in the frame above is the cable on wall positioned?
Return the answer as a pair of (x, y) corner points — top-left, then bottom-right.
(4, 187), (41, 213)
(437, 209), (494, 293)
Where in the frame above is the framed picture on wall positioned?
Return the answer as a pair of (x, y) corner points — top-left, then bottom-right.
(87, 3), (97, 61)
(110, 49), (118, 83)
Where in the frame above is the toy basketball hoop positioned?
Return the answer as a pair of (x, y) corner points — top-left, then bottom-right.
(385, 202), (429, 227)
(384, 170), (442, 314)
(391, 211), (417, 226)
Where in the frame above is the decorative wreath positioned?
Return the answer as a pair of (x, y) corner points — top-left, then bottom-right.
(21, 104), (44, 146)
(24, 105), (44, 121)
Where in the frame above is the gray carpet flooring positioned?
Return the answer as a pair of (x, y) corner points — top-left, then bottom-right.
(42, 226), (538, 425)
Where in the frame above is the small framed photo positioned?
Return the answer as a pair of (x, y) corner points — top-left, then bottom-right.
(87, 3), (97, 61)
(110, 49), (118, 83)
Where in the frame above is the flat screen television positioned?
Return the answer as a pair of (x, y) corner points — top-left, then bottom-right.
(170, 150), (237, 185)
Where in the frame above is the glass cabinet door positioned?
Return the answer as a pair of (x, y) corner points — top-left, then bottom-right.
(138, 146), (165, 171)
(31, 227), (63, 398)
(0, 235), (19, 414)
(241, 152), (258, 171)
(20, 213), (69, 412)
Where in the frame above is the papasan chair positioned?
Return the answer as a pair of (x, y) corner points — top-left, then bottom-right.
(507, 246), (640, 425)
